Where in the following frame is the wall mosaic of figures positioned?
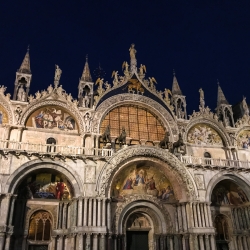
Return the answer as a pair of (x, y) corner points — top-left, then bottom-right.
(211, 180), (249, 206)
(100, 105), (165, 142)
(17, 172), (73, 200)
(237, 130), (250, 149)
(26, 105), (78, 132)
(187, 124), (223, 146)
(111, 164), (175, 201)
(0, 104), (8, 124)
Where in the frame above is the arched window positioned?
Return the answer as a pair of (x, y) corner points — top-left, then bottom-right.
(46, 137), (56, 152)
(204, 152), (211, 158)
(28, 211), (52, 241)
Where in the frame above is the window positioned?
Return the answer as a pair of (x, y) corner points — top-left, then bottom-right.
(28, 211), (52, 241)
(46, 137), (56, 152)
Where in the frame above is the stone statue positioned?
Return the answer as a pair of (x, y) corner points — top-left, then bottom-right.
(17, 85), (26, 101)
(84, 113), (92, 132)
(139, 64), (146, 75)
(112, 71), (119, 86)
(101, 125), (111, 144)
(129, 44), (136, 60)
(95, 78), (104, 90)
(122, 61), (129, 73)
(172, 133), (185, 154)
(148, 77), (157, 88)
(164, 88), (172, 103)
(199, 88), (204, 100)
(15, 106), (22, 124)
(242, 96), (249, 116)
(159, 131), (170, 149)
(54, 65), (62, 82)
(117, 127), (126, 146)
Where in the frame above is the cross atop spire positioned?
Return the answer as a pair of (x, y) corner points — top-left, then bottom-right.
(19, 46), (31, 74)
(171, 70), (182, 95)
(81, 55), (92, 82)
(217, 80), (229, 107)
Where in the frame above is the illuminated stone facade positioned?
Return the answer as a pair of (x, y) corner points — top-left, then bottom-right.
(0, 46), (250, 250)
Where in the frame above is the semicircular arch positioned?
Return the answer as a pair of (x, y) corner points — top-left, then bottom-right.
(19, 100), (85, 134)
(184, 117), (230, 147)
(93, 94), (178, 139)
(4, 159), (84, 196)
(96, 146), (197, 200)
(0, 97), (13, 124)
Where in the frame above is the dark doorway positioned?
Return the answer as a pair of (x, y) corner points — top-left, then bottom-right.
(28, 245), (48, 250)
(126, 231), (149, 250)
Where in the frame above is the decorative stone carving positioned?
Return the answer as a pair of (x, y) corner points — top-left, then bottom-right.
(194, 174), (205, 189)
(14, 106), (22, 124)
(187, 124), (223, 146)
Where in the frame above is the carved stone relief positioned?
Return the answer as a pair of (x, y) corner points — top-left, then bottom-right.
(194, 174), (205, 190)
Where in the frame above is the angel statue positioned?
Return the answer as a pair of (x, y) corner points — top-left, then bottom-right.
(111, 71), (119, 86)
(129, 43), (136, 60)
(139, 64), (146, 75)
(148, 77), (157, 88)
(199, 88), (204, 100)
(95, 78), (104, 89)
(242, 96), (249, 116)
(122, 61), (129, 72)
(54, 65), (62, 82)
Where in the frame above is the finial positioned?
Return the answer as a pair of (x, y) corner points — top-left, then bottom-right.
(173, 69), (175, 76)
(217, 79), (220, 85)
(27, 45), (30, 52)
(86, 54), (88, 62)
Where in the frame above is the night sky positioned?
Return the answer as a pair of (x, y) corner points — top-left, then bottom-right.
(1, 1), (250, 114)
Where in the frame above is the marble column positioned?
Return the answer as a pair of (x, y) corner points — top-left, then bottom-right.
(182, 235), (186, 250)
(93, 234), (98, 250)
(193, 203), (198, 227)
(237, 236), (243, 250)
(77, 233), (83, 250)
(62, 202), (68, 229)
(102, 198), (106, 226)
(197, 204), (202, 227)
(21, 235), (27, 250)
(58, 202), (63, 229)
(198, 235), (205, 250)
(77, 197), (83, 226)
(51, 236), (57, 250)
(203, 204), (209, 227)
(177, 205), (183, 232)
(113, 235), (117, 250)
(243, 236), (248, 250)
(86, 233), (91, 249)
(244, 207), (250, 229)
(100, 233), (106, 250)
(56, 236), (63, 250)
(107, 199), (111, 232)
(88, 199), (92, 226)
(200, 204), (205, 227)
(0, 234), (5, 250)
(205, 234), (210, 250)
(4, 234), (10, 250)
(169, 236), (174, 250)
(97, 199), (102, 226)
(182, 204), (187, 231)
(210, 235), (216, 250)
(64, 236), (69, 250)
(189, 234), (194, 250)
(206, 203), (213, 227)
(83, 198), (88, 226)
(0, 194), (12, 226)
(93, 198), (97, 227)
(8, 194), (17, 225)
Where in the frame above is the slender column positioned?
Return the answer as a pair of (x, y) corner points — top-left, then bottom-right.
(56, 236), (63, 250)
(97, 198), (102, 226)
(177, 205), (183, 232)
(182, 235), (186, 250)
(182, 204), (187, 231)
(237, 209), (243, 229)
(243, 236), (248, 250)
(93, 198), (97, 226)
(169, 236), (174, 250)
(77, 197), (83, 226)
(100, 233), (106, 250)
(193, 235), (199, 250)
(206, 204), (213, 227)
(58, 202), (63, 229)
(247, 236), (250, 249)
(0, 194), (12, 226)
(210, 235), (216, 250)
(203, 204), (209, 227)
(200, 204), (205, 227)
(88, 198), (92, 226)
(51, 236), (57, 250)
(93, 234), (98, 250)
(83, 198), (88, 226)
(193, 203), (198, 227)
(186, 203), (193, 228)
(197, 203), (202, 227)
(233, 208), (239, 230)
(237, 236), (243, 250)
(86, 233), (91, 249)
(107, 199), (111, 232)
(22, 235), (27, 250)
(62, 202), (68, 229)
(102, 198), (106, 226)
(160, 235), (164, 250)
(188, 234), (194, 250)
(113, 235), (117, 250)
(77, 233), (83, 250)
(244, 207), (250, 229)
(64, 236), (69, 250)
(4, 234), (10, 250)
(205, 234), (210, 250)
(232, 236), (238, 250)
(198, 235), (205, 250)
(8, 194), (17, 225)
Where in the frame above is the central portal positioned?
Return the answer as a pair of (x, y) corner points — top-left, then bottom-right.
(126, 231), (149, 250)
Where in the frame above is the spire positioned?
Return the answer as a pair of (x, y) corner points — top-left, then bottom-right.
(172, 70), (182, 95)
(19, 46), (31, 74)
(81, 55), (92, 82)
(217, 80), (229, 107)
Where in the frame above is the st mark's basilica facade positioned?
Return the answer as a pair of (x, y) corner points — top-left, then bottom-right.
(0, 45), (250, 250)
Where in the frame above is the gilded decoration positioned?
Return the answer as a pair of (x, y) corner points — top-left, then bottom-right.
(187, 124), (223, 146)
(26, 105), (78, 132)
(0, 104), (8, 124)
(211, 180), (249, 206)
(111, 164), (175, 201)
(100, 105), (165, 142)
(237, 130), (250, 149)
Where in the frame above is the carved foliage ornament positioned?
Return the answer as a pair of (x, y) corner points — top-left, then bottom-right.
(97, 146), (197, 199)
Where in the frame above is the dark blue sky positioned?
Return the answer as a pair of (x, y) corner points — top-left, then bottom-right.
(1, 1), (250, 114)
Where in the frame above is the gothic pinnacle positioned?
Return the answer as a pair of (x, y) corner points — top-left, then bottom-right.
(81, 55), (92, 82)
(171, 70), (182, 95)
(19, 46), (31, 74)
